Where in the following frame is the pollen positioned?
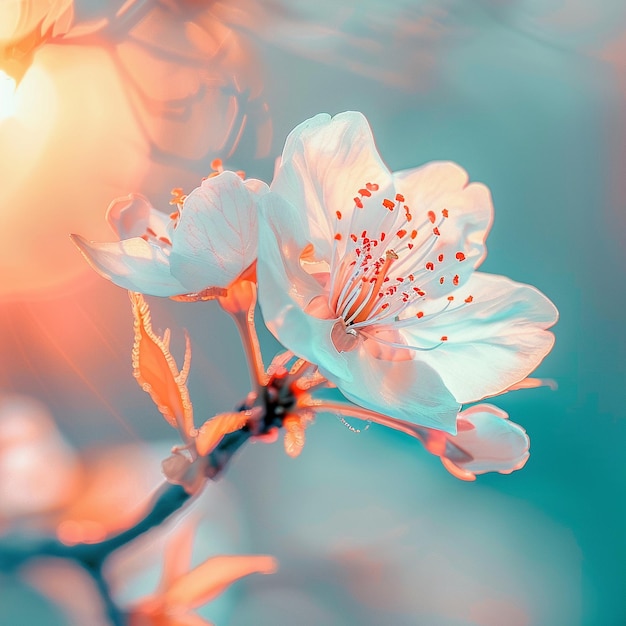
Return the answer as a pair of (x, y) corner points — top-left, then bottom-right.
(441, 335), (448, 341)
(428, 211), (436, 223)
(395, 193), (405, 202)
(433, 227), (441, 236)
(383, 198), (395, 211)
(354, 197), (363, 208)
(455, 252), (466, 261)
(426, 262), (434, 271)
(416, 311), (424, 318)
(453, 274), (459, 286)
(442, 208), (449, 218)
(447, 296), (454, 301)
(335, 233), (342, 241)
(336, 211), (342, 220)
(438, 254), (444, 262)
(439, 276), (445, 285)
(397, 229), (407, 238)
(465, 295), (473, 303)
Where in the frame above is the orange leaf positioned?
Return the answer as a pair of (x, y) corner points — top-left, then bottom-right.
(195, 412), (248, 456)
(164, 555), (277, 610)
(283, 415), (306, 458)
(130, 292), (193, 435)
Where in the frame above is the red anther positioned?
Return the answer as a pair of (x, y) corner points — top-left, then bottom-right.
(441, 335), (448, 341)
(366, 182), (379, 191)
(442, 208), (449, 218)
(411, 229), (418, 239)
(408, 243), (414, 250)
(426, 262), (434, 271)
(382, 303), (390, 309)
(383, 198), (395, 210)
(433, 227), (441, 236)
(439, 276), (445, 285)
(336, 211), (342, 220)
(359, 188), (372, 197)
(408, 274), (415, 281)
(158, 237), (172, 245)
(169, 211), (179, 220)
(362, 230), (367, 238)
(396, 229), (407, 238)
(428, 210), (436, 223)
(380, 232), (386, 241)
(211, 158), (223, 170)
(447, 296), (454, 301)
(354, 197), (363, 208)
(453, 274), (459, 286)
(416, 311), (424, 318)
(146, 227), (157, 237)
(404, 206), (413, 221)
(334, 233), (342, 241)
(465, 295), (473, 303)
(395, 193), (405, 202)
(438, 254), (444, 262)
(455, 251), (466, 261)
(140, 234), (148, 241)
(396, 277), (404, 282)
(351, 233), (358, 242)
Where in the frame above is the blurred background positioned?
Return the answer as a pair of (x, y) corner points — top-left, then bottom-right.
(1, 1), (625, 624)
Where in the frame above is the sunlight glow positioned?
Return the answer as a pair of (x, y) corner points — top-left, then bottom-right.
(0, 70), (17, 120)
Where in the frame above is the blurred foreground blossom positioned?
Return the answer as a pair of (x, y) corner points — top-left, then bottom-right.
(258, 111), (558, 433)
(128, 528), (276, 626)
(72, 169), (268, 299)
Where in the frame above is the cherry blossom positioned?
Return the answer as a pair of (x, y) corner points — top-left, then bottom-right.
(257, 111), (557, 433)
(72, 168), (267, 299)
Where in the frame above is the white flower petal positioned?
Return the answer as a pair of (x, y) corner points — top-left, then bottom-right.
(392, 161), (493, 299)
(169, 172), (268, 292)
(258, 193), (352, 381)
(271, 111), (392, 258)
(400, 272), (558, 403)
(339, 345), (460, 433)
(70, 234), (187, 296)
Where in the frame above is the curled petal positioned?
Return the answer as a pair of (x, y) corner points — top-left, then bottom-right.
(164, 555), (278, 610)
(106, 193), (171, 240)
(437, 404), (530, 479)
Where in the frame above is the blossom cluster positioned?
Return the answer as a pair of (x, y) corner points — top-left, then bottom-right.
(73, 111), (557, 484)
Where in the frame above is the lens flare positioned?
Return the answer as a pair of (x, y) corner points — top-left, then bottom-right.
(0, 70), (17, 120)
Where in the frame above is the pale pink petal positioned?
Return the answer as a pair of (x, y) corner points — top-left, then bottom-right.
(168, 172), (268, 292)
(271, 111), (392, 258)
(70, 234), (187, 296)
(164, 555), (277, 610)
(400, 272), (558, 403)
(441, 404), (530, 477)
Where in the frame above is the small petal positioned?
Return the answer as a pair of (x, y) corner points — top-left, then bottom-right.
(169, 172), (268, 292)
(439, 404), (530, 478)
(106, 193), (170, 240)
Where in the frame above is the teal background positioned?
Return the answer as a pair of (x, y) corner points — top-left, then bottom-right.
(2, 2), (626, 625)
